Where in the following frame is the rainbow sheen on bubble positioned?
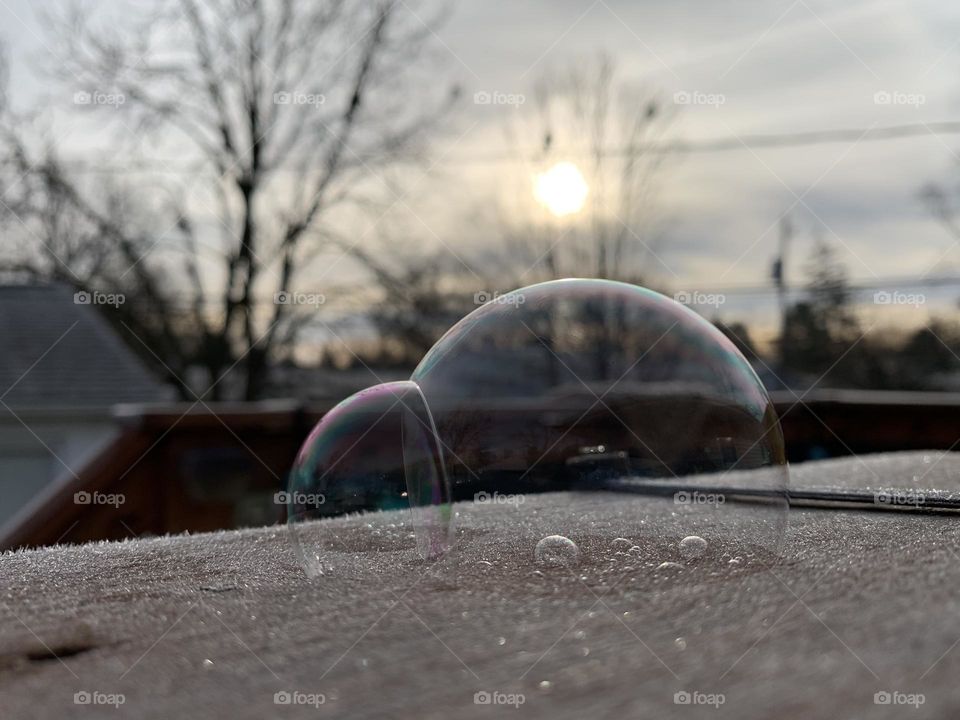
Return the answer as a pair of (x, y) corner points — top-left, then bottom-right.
(288, 279), (789, 577)
(287, 381), (452, 577)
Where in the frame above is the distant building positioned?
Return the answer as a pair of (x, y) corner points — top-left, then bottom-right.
(0, 284), (172, 527)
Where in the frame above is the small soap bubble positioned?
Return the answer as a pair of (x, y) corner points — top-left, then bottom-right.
(679, 535), (708, 560)
(656, 561), (684, 572)
(610, 537), (632, 552)
(535, 535), (579, 568)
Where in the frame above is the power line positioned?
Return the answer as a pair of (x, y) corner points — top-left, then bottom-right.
(676, 274), (960, 297)
(107, 273), (960, 311)
(439, 120), (960, 165)
(48, 120), (960, 173)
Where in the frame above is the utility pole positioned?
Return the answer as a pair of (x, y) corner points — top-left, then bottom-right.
(772, 214), (793, 374)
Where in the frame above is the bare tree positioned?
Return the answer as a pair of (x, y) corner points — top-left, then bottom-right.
(490, 54), (673, 287)
(343, 55), (674, 367)
(0, 0), (455, 399)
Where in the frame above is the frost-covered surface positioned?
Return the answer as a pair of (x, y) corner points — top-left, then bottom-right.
(2, 452), (960, 718)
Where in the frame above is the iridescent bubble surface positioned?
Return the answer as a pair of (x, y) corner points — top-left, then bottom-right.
(287, 381), (452, 577)
(288, 279), (789, 577)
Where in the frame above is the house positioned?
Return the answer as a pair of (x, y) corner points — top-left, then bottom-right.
(0, 283), (172, 528)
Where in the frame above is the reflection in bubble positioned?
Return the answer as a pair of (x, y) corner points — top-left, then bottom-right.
(287, 279), (789, 578)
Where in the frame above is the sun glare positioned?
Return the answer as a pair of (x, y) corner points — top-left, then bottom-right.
(534, 162), (589, 217)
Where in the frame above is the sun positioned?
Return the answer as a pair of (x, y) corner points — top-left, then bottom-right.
(534, 161), (589, 217)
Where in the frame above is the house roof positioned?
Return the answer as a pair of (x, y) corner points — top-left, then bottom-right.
(0, 284), (172, 409)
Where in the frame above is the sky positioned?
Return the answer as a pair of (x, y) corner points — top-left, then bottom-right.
(2, 0), (960, 343)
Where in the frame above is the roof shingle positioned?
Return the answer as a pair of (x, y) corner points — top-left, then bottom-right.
(0, 284), (171, 408)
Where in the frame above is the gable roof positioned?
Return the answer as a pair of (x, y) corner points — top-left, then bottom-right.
(0, 284), (171, 409)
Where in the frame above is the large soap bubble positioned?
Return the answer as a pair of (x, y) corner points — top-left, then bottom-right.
(287, 279), (789, 578)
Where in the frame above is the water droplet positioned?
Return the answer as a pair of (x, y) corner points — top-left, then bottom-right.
(675, 637), (687, 650)
(573, 630), (586, 640)
(628, 545), (642, 556)
(728, 556), (742, 566)
(581, 647), (590, 656)
(656, 561), (684, 572)
(679, 535), (708, 560)
(535, 535), (579, 568)
(497, 637), (506, 646)
(202, 658), (214, 668)
(539, 680), (552, 692)
(610, 537), (632, 552)
(477, 560), (494, 571)
(530, 570), (545, 579)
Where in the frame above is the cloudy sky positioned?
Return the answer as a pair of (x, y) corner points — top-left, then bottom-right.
(2, 0), (960, 337)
